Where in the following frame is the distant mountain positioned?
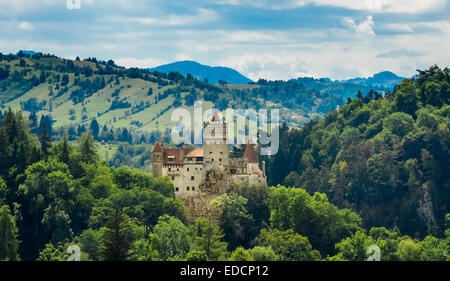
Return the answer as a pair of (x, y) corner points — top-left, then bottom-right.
(292, 71), (406, 99)
(17, 50), (37, 57)
(149, 60), (253, 84)
(344, 71), (405, 89)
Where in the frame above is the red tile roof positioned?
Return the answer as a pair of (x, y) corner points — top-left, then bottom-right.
(160, 147), (205, 165)
(185, 148), (204, 158)
(243, 141), (258, 163)
(162, 148), (182, 164)
(152, 142), (164, 153)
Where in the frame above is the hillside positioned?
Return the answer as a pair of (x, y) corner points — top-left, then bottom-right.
(0, 52), (347, 138)
(264, 65), (450, 239)
(149, 60), (253, 84)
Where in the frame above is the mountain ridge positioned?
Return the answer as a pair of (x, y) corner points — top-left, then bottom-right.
(149, 60), (253, 85)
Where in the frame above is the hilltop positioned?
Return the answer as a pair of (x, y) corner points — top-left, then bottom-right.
(345, 71), (405, 89)
(149, 60), (253, 84)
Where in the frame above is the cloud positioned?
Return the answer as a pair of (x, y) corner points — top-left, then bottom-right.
(114, 57), (167, 69)
(0, 0), (448, 81)
(18, 21), (34, 31)
(128, 8), (219, 27)
(174, 53), (193, 61)
(216, 0), (448, 14)
(342, 16), (375, 36)
(377, 49), (423, 58)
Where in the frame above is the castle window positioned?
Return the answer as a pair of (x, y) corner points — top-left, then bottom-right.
(219, 158), (222, 162)
(171, 176), (175, 180)
(191, 176), (195, 180)
(175, 187), (179, 192)
(192, 187), (195, 191)
(169, 168), (171, 171)
(187, 168), (190, 172)
(187, 186), (190, 191)
(211, 159), (214, 162)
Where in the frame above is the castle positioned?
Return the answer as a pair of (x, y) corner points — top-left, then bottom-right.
(151, 113), (266, 209)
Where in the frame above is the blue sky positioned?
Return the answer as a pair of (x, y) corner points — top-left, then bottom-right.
(1, 0), (449, 80)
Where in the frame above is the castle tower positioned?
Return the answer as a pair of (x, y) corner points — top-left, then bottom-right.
(203, 112), (229, 168)
(151, 141), (164, 177)
(243, 140), (259, 174)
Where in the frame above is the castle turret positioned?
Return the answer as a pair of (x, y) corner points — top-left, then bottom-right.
(151, 141), (164, 177)
(243, 140), (259, 174)
(204, 112), (229, 168)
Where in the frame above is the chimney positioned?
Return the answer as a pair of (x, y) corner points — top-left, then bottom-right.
(180, 144), (185, 160)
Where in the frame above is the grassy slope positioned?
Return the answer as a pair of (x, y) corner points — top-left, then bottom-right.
(0, 56), (325, 133)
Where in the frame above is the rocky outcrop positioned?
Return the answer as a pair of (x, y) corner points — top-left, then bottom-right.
(417, 184), (435, 226)
(180, 166), (231, 223)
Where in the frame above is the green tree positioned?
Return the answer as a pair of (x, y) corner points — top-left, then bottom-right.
(36, 242), (69, 261)
(257, 229), (321, 261)
(54, 133), (71, 165)
(150, 215), (190, 261)
(396, 238), (421, 261)
(249, 246), (279, 261)
(100, 208), (135, 261)
(267, 185), (361, 255)
(79, 133), (98, 164)
(383, 112), (414, 137)
(333, 231), (374, 261)
(369, 227), (400, 261)
(89, 119), (100, 140)
(393, 80), (419, 116)
(0, 178), (6, 205)
(0, 205), (20, 261)
(80, 228), (101, 261)
(189, 217), (228, 261)
(419, 235), (448, 261)
(186, 250), (207, 261)
(19, 159), (74, 259)
(229, 247), (254, 261)
(212, 192), (252, 249)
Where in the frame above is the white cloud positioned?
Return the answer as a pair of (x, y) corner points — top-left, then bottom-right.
(342, 16), (375, 36)
(114, 57), (167, 69)
(128, 8), (218, 27)
(215, 22), (450, 81)
(174, 53), (193, 61)
(18, 21), (34, 31)
(216, 0), (448, 14)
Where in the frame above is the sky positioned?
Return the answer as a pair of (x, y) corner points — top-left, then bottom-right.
(0, 0), (449, 81)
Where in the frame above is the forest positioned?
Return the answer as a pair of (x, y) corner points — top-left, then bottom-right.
(0, 65), (449, 261)
(263, 65), (450, 240)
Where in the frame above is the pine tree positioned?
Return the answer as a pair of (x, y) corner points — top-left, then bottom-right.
(100, 208), (135, 261)
(0, 205), (20, 261)
(39, 120), (51, 160)
(89, 119), (100, 140)
(79, 133), (98, 164)
(59, 133), (71, 164)
(190, 217), (228, 261)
